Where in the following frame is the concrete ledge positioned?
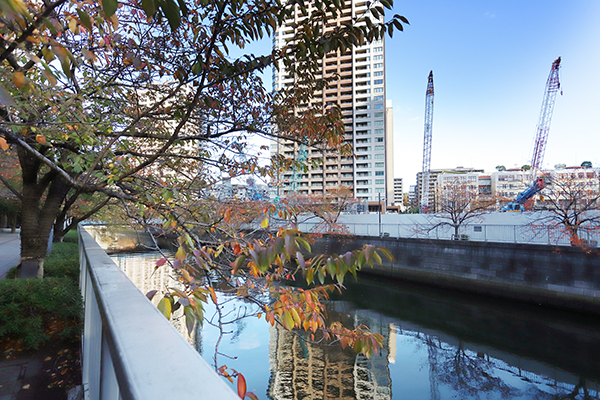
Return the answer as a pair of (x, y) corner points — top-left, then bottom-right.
(313, 235), (600, 316)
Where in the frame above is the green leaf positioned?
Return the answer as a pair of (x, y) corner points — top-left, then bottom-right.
(102, 0), (118, 18)
(157, 297), (172, 319)
(76, 9), (93, 31)
(161, 0), (181, 31)
(295, 236), (311, 253)
(184, 305), (196, 334)
(141, 0), (157, 17)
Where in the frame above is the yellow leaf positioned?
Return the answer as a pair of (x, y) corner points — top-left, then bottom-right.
(110, 13), (119, 30)
(35, 134), (46, 144)
(261, 218), (269, 229)
(282, 311), (295, 330)
(0, 137), (8, 151)
(157, 297), (171, 319)
(13, 71), (26, 88)
(181, 268), (191, 282)
(68, 18), (77, 33)
(290, 308), (301, 325)
(175, 246), (186, 261)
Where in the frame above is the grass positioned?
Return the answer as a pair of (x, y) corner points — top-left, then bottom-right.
(0, 230), (82, 350)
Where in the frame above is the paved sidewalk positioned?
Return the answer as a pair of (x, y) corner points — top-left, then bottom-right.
(0, 231), (20, 280)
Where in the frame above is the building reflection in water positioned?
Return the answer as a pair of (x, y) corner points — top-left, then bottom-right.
(267, 304), (395, 400)
(110, 251), (195, 343)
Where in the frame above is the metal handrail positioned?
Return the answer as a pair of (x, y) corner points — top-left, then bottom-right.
(79, 227), (239, 400)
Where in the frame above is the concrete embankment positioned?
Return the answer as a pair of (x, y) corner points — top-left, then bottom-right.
(313, 235), (600, 315)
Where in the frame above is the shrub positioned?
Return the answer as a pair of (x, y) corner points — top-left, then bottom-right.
(63, 230), (79, 243)
(0, 278), (82, 349)
(0, 235), (82, 349)
(45, 242), (80, 281)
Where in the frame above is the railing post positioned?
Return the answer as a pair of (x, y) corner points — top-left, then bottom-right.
(100, 334), (119, 399)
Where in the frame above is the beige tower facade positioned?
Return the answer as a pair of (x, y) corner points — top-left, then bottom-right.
(271, 1), (393, 210)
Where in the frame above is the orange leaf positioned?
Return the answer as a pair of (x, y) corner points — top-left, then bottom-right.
(208, 286), (218, 304)
(36, 134), (46, 144)
(246, 392), (259, 400)
(0, 137), (8, 151)
(13, 72), (26, 88)
(224, 208), (231, 223)
(237, 373), (247, 399)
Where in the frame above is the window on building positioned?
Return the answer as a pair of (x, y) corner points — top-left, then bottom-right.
(375, 145), (384, 151)
(374, 120), (384, 125)
(375, 129), (384, 134)
(375, 179), (384, 184)
(374, 112), (384, 118)
(374, 95), (384, 101)
(374, 63), (383, 68)
(373, 55), (383, 60)
(374, 154), (384, 159)
(375, 171), (384, 176)
(374, 46), (383, 52)
(374, 71), (383, 77)
(375, 137), (383, 142)
(374, 104), (383, 109)
(374, 87), (383, 93)
(374, 79), (383, 85)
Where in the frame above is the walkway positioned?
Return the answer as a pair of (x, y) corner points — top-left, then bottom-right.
(0, 230), (20, 280)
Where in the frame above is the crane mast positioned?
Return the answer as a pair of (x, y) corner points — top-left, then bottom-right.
(420, 71), (434, 213)
(530, 57), (561, 179)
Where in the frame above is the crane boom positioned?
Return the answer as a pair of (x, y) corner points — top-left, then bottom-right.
(420, 71), (434, 213)
(530, 57), (561, 178)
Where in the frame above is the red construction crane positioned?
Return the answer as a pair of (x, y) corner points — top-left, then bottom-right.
(530, 57), (561, 178)
(420, 71), (434, 213)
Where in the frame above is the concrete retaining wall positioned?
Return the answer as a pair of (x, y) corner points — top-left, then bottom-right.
(313, 235), (600, 315)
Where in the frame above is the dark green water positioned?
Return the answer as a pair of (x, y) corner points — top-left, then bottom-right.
(111, 251), (600, 400)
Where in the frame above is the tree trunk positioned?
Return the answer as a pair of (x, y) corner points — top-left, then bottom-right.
(53, 214), (65, 243)
(17, 146), (70, 278)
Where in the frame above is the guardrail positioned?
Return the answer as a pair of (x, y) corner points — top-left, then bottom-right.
(296, 221), (600, 246)
(78, 227), (239, 400)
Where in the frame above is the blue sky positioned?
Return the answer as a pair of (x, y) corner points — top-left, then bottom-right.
(248, 1), (600, 190)
(385, 0), (600, 187)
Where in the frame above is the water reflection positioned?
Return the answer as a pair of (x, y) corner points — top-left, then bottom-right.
(110, 251), (600, 399)
(109, 251), (194, 342)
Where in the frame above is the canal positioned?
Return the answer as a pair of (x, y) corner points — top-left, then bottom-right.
(110, 250), (600, 400)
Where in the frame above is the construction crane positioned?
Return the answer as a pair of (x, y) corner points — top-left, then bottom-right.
(530, 57), (561, 179)
(502, 57), (561, 212)
(420, 71), (434, 213)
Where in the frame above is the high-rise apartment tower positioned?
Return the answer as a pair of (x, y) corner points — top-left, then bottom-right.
(270, 1), (393, 210)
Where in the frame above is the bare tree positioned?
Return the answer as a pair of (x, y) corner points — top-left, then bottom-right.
(429, 175), (496, 239)
(536, 169), (600, 246)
